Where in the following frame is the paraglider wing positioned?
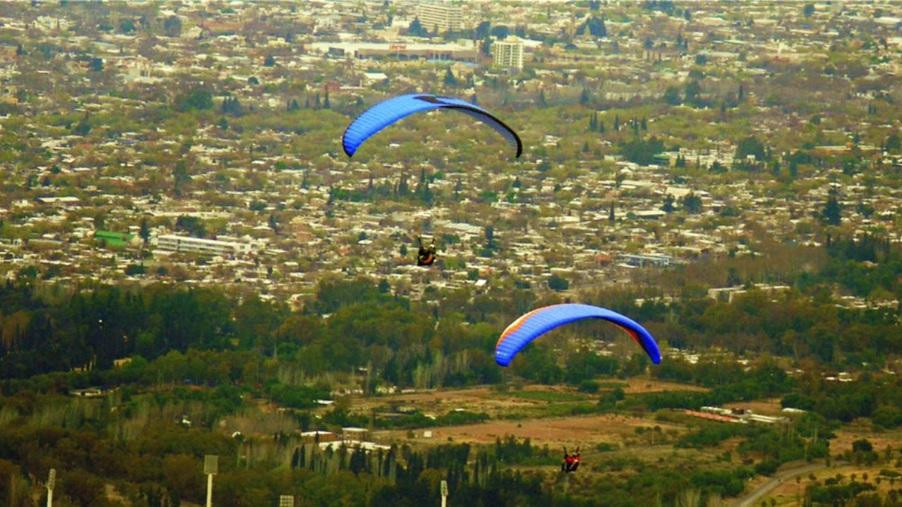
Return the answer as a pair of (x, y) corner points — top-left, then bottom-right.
(494, 304), (661, 367)
(341, 94), (522, 158)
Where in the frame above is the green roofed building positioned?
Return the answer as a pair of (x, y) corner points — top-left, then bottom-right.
(94, 230), (135, 248)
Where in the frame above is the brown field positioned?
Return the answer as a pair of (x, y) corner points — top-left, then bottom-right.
(353, 386), (538, 417)
(724, 398), (784, 415)
(622, 378), (710, 394)
(831, 427), (902, 456)
(379, 413), (684, 446)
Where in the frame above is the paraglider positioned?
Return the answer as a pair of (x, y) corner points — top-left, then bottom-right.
(416, 236), (437, 267)
(562, 447), (581, 473)
(342, 93), (522, 158)
(494, 304), (662, 367)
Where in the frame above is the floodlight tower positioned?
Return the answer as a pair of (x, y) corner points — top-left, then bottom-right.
(204, 455), (218, 507)
(46, 468), (56, 507)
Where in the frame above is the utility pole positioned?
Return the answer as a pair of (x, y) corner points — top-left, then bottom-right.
(204, 455), (218, 507)
(46, 468), (56, 507)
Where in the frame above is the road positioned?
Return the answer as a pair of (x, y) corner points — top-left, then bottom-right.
(733, 462), (826, 507)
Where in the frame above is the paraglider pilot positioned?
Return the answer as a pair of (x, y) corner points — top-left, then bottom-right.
(562, 447), (581, 473)
(416, 237), (436, 267)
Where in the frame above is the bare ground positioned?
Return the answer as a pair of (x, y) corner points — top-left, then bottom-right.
(379, 413), (685, 447)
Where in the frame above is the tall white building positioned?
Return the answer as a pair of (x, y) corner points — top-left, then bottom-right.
(416, 3), (462, 34)
(155, 234), (255, 257)
(492, 37), (524, 70)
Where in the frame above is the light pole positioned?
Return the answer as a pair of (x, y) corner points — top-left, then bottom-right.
(46, 468), (56, 507)
(440, 479), (448, 507)
(204, 455), (218, 507)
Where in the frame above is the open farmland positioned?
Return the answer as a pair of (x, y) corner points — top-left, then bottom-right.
(353, 379), (709, 420)
(383, 413), (684, 446)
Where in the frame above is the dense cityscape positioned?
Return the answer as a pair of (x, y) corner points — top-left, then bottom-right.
(0, 1), (898, 506)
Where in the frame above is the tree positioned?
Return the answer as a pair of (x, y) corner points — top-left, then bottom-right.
(726, 267), (741, 286)
(736, 136), (766, 161)
(620, 137), (665, 166)
(139, 218), (150, 245)
(221, 96), (243, 116)
(89, 57), (104, 72)
(175, 215), (206, 238)
(579, 87), (591, 105)
(173, 161), (190, 195)
(264, 54), (276, 66)
(537, 90), (547, 107)
(119, 19), (136, 34)
(548, 274), (569, 292)
(408, 17), (427, 37)
(885, 132), (900, 153)
(163, 15), (182, 37)
(61, 469), (105, 506)
(175, 88), (213, 111)
(73, 115), (92, 136)
(682, 192), (702, 214)
(803, 3), (815, 17)
(475, 21), (491, 39)
(481, 36), (493, 56)
(443, 68), (458, 87)
(821, 186), (841, 225)
(323, 91), (330, 109)
(577, 16), (606, 37)
(162, 454), (200, 505)
(685, 80), (702, 106)
(789, 159), (799, 179)
(490, 25), (510, 38)
(662, 194), (675, 213)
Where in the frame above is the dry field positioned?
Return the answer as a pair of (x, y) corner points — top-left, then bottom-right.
(762, 464), (901, 506)
(622, 378), (710, 394)
(830, 427), (902, 456)
(353, 385), (538, 418)
(724, 398), (784, 415)
(354, 380), (708, 419)
(379, 413), (684, 447)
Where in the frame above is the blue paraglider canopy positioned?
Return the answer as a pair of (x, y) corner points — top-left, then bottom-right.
(495, 304), (662, 367)
(342, 93), (522, 158)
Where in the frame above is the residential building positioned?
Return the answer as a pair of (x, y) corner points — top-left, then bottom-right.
(417, 2), (462, 34)
(155, 234), (255, 257)
(492, 37), (524, 70)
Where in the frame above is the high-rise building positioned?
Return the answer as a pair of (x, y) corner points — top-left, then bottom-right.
(492, 37), (524, 70)
(416, 2), (462, 34)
